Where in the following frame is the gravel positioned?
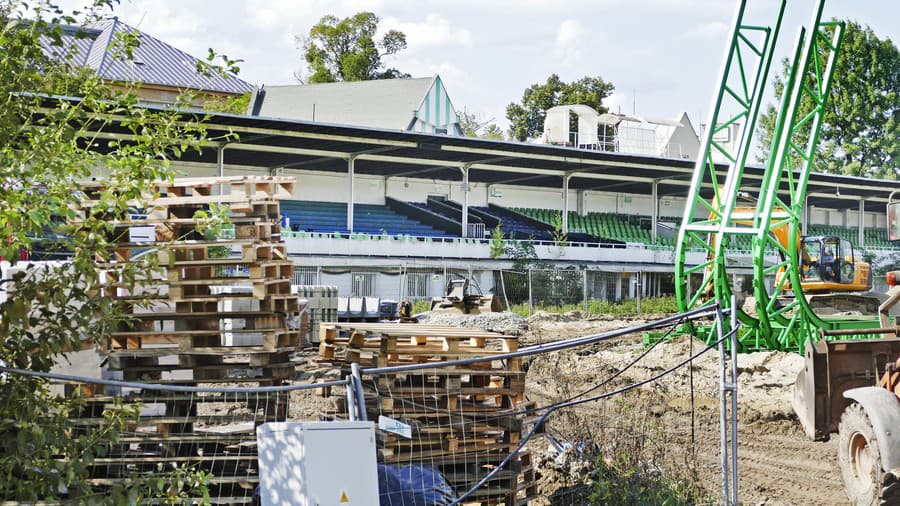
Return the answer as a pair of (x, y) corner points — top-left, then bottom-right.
(414, 311), (529, 336)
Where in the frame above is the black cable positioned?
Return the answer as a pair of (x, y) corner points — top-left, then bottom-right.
(450, 328), (736, 505)
(358, 315), (691, 425)
(547, 316), (685, 407)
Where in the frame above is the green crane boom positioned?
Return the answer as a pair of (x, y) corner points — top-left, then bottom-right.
(675, 0), (881, 352)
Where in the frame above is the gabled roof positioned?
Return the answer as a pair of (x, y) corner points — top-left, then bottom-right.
(40, 18), (253, 95)
(249, 76), (438, 130)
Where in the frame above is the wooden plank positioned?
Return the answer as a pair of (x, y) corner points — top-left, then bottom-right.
(320, 322), (517, 339)
(105, 346), (297, 357)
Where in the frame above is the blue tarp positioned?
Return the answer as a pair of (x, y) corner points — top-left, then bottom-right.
(378, 465), (455, 506)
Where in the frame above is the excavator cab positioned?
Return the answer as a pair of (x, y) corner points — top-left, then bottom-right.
(801, 236), (858, 285)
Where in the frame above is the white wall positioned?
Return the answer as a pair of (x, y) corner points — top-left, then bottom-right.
(483, 185), (566, 210)
(668, 115), (701, 160)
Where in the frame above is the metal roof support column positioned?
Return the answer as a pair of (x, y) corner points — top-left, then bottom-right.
(651, 180), (659, 243)
(216, 144), (228, 195)
(562, 174), (573, 235)
(460, 165), (470, 238)
(802, 196), (809, 235)
(217, 145), (225, 178)
(347, 156), (356, 233)
(859, 199), (865, 247)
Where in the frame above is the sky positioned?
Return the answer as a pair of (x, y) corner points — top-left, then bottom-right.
(60, 0), (899, 133)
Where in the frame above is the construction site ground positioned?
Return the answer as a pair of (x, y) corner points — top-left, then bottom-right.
(513, 311), (843, 505)
(383, 311), (845, 505)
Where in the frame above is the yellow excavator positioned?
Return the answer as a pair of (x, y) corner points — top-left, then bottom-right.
(706, 204), (874, 314)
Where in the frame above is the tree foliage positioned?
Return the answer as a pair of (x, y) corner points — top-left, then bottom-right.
(0, 1), (230, 500)
(298, 11), (409, 83)
(757, 20), (899, 178)
(506, 74), (615, 141)
(459, 110), (504, 140)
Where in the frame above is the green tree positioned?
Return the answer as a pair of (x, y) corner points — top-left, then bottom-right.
(551, 212), (569, 248)
(489, 221), (506, 258)
(460, 109), (505, 140)
(757, 20), (899, 178)
(0, 1), (230, 500)
(506, 74), (615, 141)
(299, 12), (409, 83)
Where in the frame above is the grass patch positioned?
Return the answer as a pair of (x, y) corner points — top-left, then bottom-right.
(411, 299), (434, 314)
(507, 296), (678, 317)
(589, 451), (699, 505)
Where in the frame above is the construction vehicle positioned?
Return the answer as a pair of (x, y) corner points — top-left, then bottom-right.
(793, 196), (900, 504)
(792, 275), (900, 505)
(430, 277), (499, 314)
(706, 204), (875, 316)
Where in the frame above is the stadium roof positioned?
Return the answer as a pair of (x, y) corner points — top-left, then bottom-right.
(40, 18), (253, 95)
(41, 95), (899, 213)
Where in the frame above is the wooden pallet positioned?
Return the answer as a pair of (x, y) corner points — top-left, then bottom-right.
(75, 176), (299, 503)
(318, 322), (534, 505)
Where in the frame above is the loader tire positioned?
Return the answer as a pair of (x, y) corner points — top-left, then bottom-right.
(839, 402), (898, 505)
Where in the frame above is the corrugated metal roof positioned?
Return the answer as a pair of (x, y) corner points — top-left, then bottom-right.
(250, 77), (436, 130)
(41, 18), (253, 95)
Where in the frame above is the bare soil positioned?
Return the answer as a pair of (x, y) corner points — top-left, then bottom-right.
(520, 312), (845, 505)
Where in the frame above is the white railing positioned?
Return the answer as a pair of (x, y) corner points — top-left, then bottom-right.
(281, 231), (711, 265)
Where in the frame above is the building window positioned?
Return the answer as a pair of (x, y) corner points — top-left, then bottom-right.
(406, 272), (429, 299)
(293, 266), (318, 286)
(352, 272), (376, 297)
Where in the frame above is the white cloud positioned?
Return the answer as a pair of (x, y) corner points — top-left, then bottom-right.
(394, 58), (472, 85)
(381, 14), (473, 50)
(683, 21), (728, 39)
(604, 92), (630, 115)
(554, 19), (584, 67)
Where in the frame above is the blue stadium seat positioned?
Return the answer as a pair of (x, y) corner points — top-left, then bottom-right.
(281, 201), (450, 237)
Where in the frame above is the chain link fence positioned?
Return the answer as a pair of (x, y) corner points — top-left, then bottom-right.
(289, 264), (677, 315)
(494, 269), (675, 314)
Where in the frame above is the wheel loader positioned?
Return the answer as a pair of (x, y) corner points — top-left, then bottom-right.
(793, 270), (900, 505)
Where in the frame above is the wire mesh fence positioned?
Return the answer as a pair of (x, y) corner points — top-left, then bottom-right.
(316, 306), (737, 505)
(493, 269), (675, 313)
(0, 366), (349, 504)
(2, 305), (738, 505)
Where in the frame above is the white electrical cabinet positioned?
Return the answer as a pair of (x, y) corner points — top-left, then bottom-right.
(256, 421), (379, 506)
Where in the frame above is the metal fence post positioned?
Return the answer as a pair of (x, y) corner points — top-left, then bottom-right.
(716, 303), (729, 504)
(350, 362), (367, 421)
(636, 271), (642, 314)
(346, 379), (357, 421)
(582, 269), (588, 312)
(729, 295), (739, 506)
(527, 269), (533, 315)
(499, 270), (510, 310)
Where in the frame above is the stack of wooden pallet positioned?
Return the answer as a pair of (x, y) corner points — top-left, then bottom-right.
(318, 322), (535, 505)
(75, 176), (299, 503)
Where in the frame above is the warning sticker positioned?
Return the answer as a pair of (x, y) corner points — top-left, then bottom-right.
(340, 490), (349, 503)
(378, 415), (412, 439)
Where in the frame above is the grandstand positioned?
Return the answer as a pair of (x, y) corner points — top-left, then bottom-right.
(44, 93), (898, 303)
(279, 199), (893, 258)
